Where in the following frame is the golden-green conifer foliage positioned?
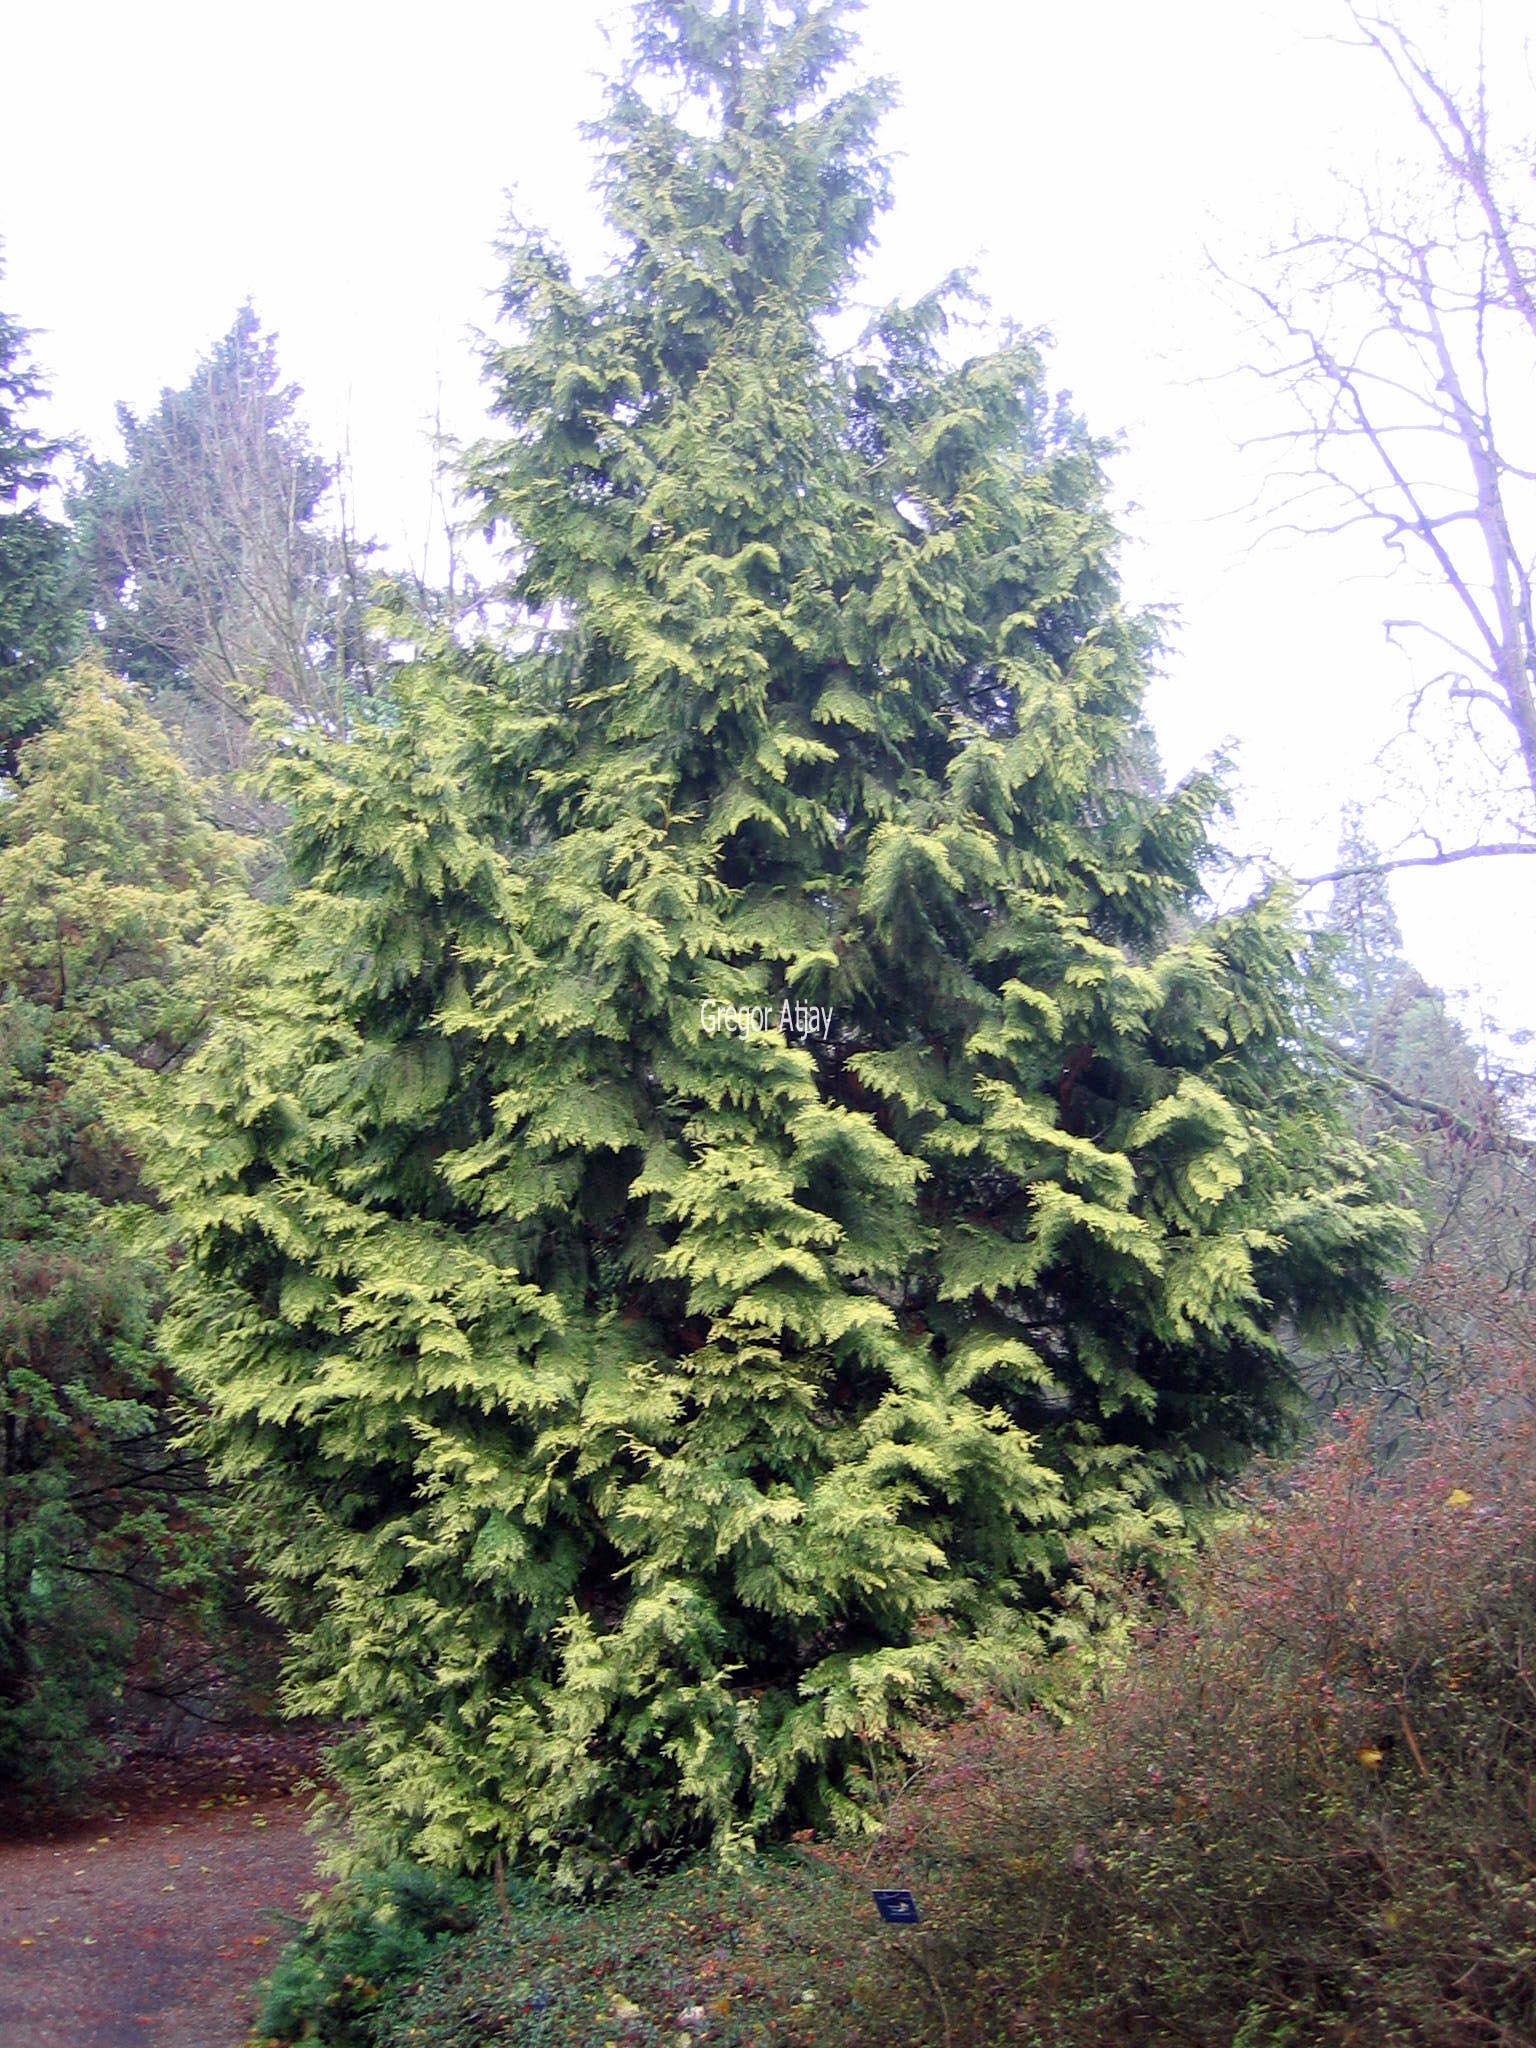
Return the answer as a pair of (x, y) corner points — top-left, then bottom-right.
(130, 1), (1411, 1882)
(0, 666), (243, 1788)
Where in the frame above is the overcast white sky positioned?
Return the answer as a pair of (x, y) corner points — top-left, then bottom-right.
(4, 0), (1531, 1041)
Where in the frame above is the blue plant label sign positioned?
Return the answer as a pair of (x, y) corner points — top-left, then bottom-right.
(872, 1888), (921, 1924)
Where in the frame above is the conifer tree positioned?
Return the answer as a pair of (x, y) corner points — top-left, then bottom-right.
(1323, 809), (1502, 1155)
(133, 0), (1411, 1880)
(73, 304), (377, 820)
(0, 262), (76, 772)
(0, 669), (244, 1792)
(1314, 814), (1532, 1409)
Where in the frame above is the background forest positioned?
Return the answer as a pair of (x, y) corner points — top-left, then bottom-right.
(2, 3), (1534, 2045)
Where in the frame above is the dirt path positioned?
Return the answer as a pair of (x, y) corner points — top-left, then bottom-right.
(0, 1736), (329, 2048)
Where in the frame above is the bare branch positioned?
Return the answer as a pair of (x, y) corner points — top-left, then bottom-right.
(1220, 3), (1536, 842)
(1289, 839), (1536, 890)
(1320, 1038), (1536, 1157)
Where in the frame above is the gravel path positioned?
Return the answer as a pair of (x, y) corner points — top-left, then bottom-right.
(0, 1738), (328, 2048)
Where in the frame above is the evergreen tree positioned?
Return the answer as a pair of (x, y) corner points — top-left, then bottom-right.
(1315, 814), (1533, 1410)
(1324, 809), (1499, 1158)
(0, 669), (245, 1794)
(73, 304), (377, 819)
(1326, 808), (1414, 1064)
(132, 0), (1410, 1881)
(0, 261), (76, 772)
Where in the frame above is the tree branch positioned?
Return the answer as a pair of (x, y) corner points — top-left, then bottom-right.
(1320, 1040), (1536, 1157)
(1290, 840), (1536, 889)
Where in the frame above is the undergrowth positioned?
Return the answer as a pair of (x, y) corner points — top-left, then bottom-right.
(832, 1359), (1536, 2046)
(255, 1359), (1536, 2047)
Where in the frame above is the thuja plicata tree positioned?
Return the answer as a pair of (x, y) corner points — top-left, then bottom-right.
(127, 0), (1412, 1883)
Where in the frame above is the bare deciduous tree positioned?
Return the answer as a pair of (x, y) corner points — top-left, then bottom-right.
(1234, 1), (1536, 878)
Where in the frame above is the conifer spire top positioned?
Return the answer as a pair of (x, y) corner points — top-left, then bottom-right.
(598, 0), (892, 310)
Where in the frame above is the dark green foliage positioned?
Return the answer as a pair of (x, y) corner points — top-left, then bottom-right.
(72, 303), (377, 814)
(0, 262), (77, 770)
(0, 669), (245, 1794)
(132, 0), (1411, 1882)
(254, 1862), (480, 2048)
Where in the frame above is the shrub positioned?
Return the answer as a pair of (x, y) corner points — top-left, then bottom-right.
(823, 1360), (1536, 2045)
(253, 1863), (480, 2048)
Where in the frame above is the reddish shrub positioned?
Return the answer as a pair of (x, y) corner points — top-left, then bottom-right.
(819, 1364), (1536, 2046)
